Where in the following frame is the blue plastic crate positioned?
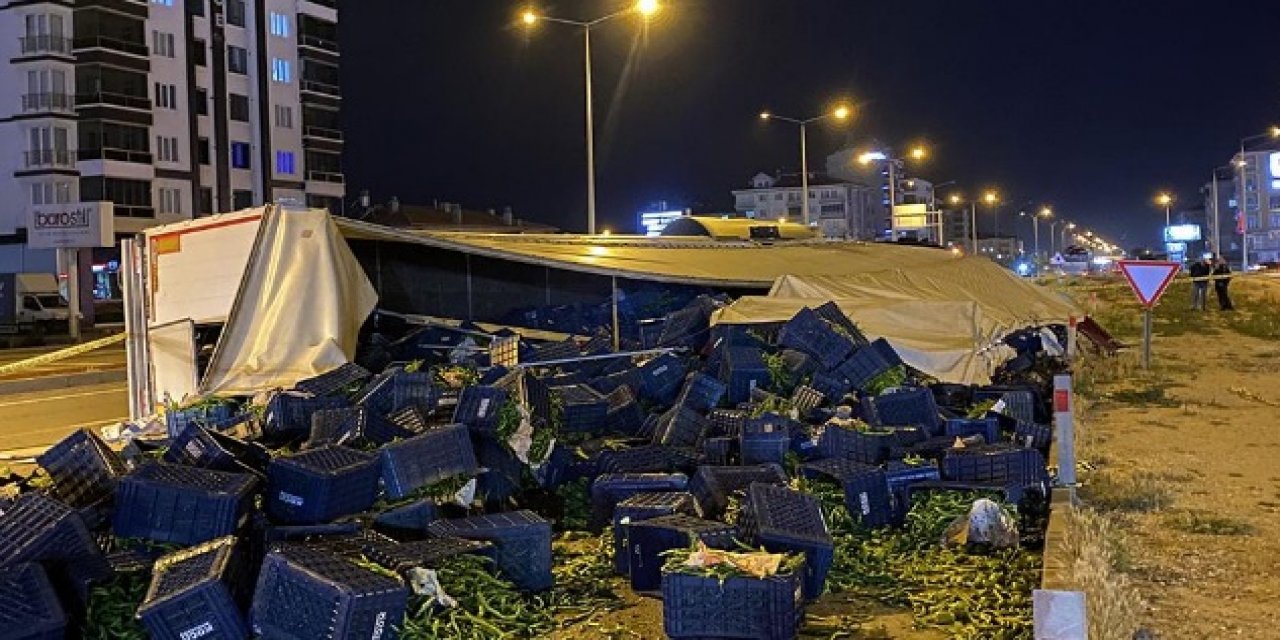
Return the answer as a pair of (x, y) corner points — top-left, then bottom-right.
(974, 388), (1041, 426)
(942, 445), (1048, 485)
(372, 500), (438, 540)
(687, 463), (788, 518)
(308, 407), (416, 450)
(595, 446), (697, 475)
(810, 370), (852, 407)
(250, 545), (408, 640)
(604, 386), (645, 435)
(945, 418), (1001, 444)
(678, 372), (727, 412)
(138, 536), (250, 640)
(611, 492), (699, 575)
(556, 384), (610, 433)
(36, 428), (128, 528)
(740, 431), (789, 466)
(638, 353), (688, 405)
(362, 536), (493, 575)
(528, 338), (581, 363)
(380, 425), (478, 499)
(589, 367), (644, 397)
(164, 425), (264, 478)
(837, 342), (895, 391)
(266, 445), (381, 525)
(804, 459), (893, 529)
(427, 510), (553, 592)
(863, 387), (941, 434)
(885, 461), (942, 522)
(1014, 420), (1053, 450)
(652, 406), (709, 449)
(719, 347), (770, 405)
(533, 443), (575, 489)
(627, 514), (737, 592)
(166, 403), (238, 439)
(0, 493), (111, 583)
(452, 386), (508, 434)
(701, 437), (734, 465)
(662, 569), (805, 640)
(706, 409), (747, 438)
(264, 393), (349, 441)
(778, 307), (853, 371)
(779, 348), (819, 377)
(739, 483), (834, 599)
(657, 305), (711, 351)
(0, 562), (66, 640)
(590, 473), (689, 531)
(294, 363), (372, 398)
(472, 435), (524, 503)
(791, 385), (826, 415)
(817, 426), (888, 464)
(812, 301), (870, 347)
(115, 463), (257, 546)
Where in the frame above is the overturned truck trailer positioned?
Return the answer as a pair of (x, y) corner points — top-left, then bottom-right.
(124, 206), (1081, 417)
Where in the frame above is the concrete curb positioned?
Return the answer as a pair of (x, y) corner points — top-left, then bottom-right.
(0, 369), (126, 396)
(1040, 486), (1076, 590)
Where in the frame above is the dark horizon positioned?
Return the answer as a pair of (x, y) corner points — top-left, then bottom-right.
(340, 0), (1280, 250)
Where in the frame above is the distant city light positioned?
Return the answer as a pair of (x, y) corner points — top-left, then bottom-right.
(858, 151), (887, 164)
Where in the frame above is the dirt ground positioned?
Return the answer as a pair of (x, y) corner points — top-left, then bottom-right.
(1073, 275), (1280, 639)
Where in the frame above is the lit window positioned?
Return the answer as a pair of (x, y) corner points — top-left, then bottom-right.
(275, 151), (295, 175)
(269, 12), (290, 37)
(150, 0), (174, 5)
(271, 58), (291, 83)
(231, 142), (250, 169)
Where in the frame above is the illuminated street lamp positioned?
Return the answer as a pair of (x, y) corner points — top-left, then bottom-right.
(1155, 192), (1174, 230)
(759, 104), (853, 224)
(948, 189), (997, 255)
(521, 1), (662, 234)
(1020, 206), (1054, 262)
(859, 144), (931, 241)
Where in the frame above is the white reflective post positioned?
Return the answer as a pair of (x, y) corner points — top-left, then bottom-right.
(1053, 373), (1076, 486)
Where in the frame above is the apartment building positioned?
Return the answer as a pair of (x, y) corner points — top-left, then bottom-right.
(0, 0), (345, 281)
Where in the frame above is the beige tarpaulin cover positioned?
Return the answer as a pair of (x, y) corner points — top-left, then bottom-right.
(200, 208), (377, 395)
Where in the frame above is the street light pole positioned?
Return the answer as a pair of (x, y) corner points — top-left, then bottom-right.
(970, 202), (977, 255)
(1234, 127), (1279, 269)
(760, 106), (851, 227)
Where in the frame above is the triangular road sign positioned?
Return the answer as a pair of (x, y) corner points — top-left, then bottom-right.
(1118, 260), (1180, 307)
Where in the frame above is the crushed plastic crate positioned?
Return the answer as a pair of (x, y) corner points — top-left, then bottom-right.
(719, 347), (770, 405)
(837, 341), (896, 391)
(0, 493), (111, 584)
(595, 446), (697, 475)
(452, 385), (508, 434)
(942, 445), (1048, 485)
(307, 407), (415, 450)
(294, 363), (372, 397)
(627, 513), (737, 592)
(945, 417), (1001, 444)
(638, 353), (687, 405)
(372, 500), (438, 540)
(362, 536), (493, 575)
(778, 307), (853, 370)
(114, 463), (257, 546)
(862, 387), (941, 434)
(36, 428), (127, 528)
(164, 425), (264, 478)
(264, 393), (349, 441)
(1014, 420), (1053, 450)
(0, 562), (66, 640)
(556, 384), (610, 433)
(137, 536), (250, 640)
(663, 568), (805, 640)
(166, 402), (238, 439)
(380, 425), (478, 499)
(706, 408), (747, 438)
(678, 372), (727, 412)
(803, 459), (893, 529)
(739, 483), (834, 599)
(652, 406), (709, 449)
(611, 492), (699, 575)
(266, 445), (380, 525)
(427, 510), (553, 591)
(604, 386), (645, 435)
(590, 473), (689, 531)
(250, 545), (408, 640)
(687, 463), (788, 518)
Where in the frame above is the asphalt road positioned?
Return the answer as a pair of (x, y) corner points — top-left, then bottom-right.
(0, 341), (127, 382)
(0, 381), (128, 458)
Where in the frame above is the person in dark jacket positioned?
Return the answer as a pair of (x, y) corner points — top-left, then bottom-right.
(1188, 256), (1211, 310)
(1213, 257), (1234, 311)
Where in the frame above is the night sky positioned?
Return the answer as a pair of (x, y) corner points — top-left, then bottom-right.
(340, 0), (1280, 249)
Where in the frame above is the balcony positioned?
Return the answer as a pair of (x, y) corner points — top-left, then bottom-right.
(24, 149), (76, 169)
(18, 35), (74, 56)
(299, 34), (339, 54)
(303, 125), (343, 141)
(305, 0), (338, 8)
(75, 91), (151, 110)
(73, 35), (148, 58)
(307, 170), (344, 184)
(114, 205), (155, 219)
(78, 147), (153, 164)
(301, 80), (341, 97)
(21, 92), (75, 113)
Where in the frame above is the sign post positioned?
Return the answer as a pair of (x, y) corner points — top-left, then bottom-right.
(27, 202), (114, 341)
(1117, 260), (1180, 369)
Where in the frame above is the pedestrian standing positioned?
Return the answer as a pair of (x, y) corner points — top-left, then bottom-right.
(1188, 256), (1211, 310)
(1213, 257), (1234, 311)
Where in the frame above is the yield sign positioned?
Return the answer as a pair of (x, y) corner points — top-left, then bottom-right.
(1118, 260), (1180, 307)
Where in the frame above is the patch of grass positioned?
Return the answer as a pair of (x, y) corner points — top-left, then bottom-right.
(1061, 507), (1144, 640)
(1165, 510), (1253, 536)
(1106, 384), (1179, 407)
(1080, 470), (1174, 513)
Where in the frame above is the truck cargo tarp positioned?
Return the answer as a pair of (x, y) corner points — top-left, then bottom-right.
(199, 208), (377, 396)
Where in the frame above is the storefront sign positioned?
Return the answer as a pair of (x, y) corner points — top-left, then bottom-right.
(27, 202), (115, 248)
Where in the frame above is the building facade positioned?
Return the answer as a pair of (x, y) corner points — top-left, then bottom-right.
(1231, 149), (1280, 264)
(0, 0), (345, 277)
(731, 171), (877, 239)
(976, 234), (1022, 266)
